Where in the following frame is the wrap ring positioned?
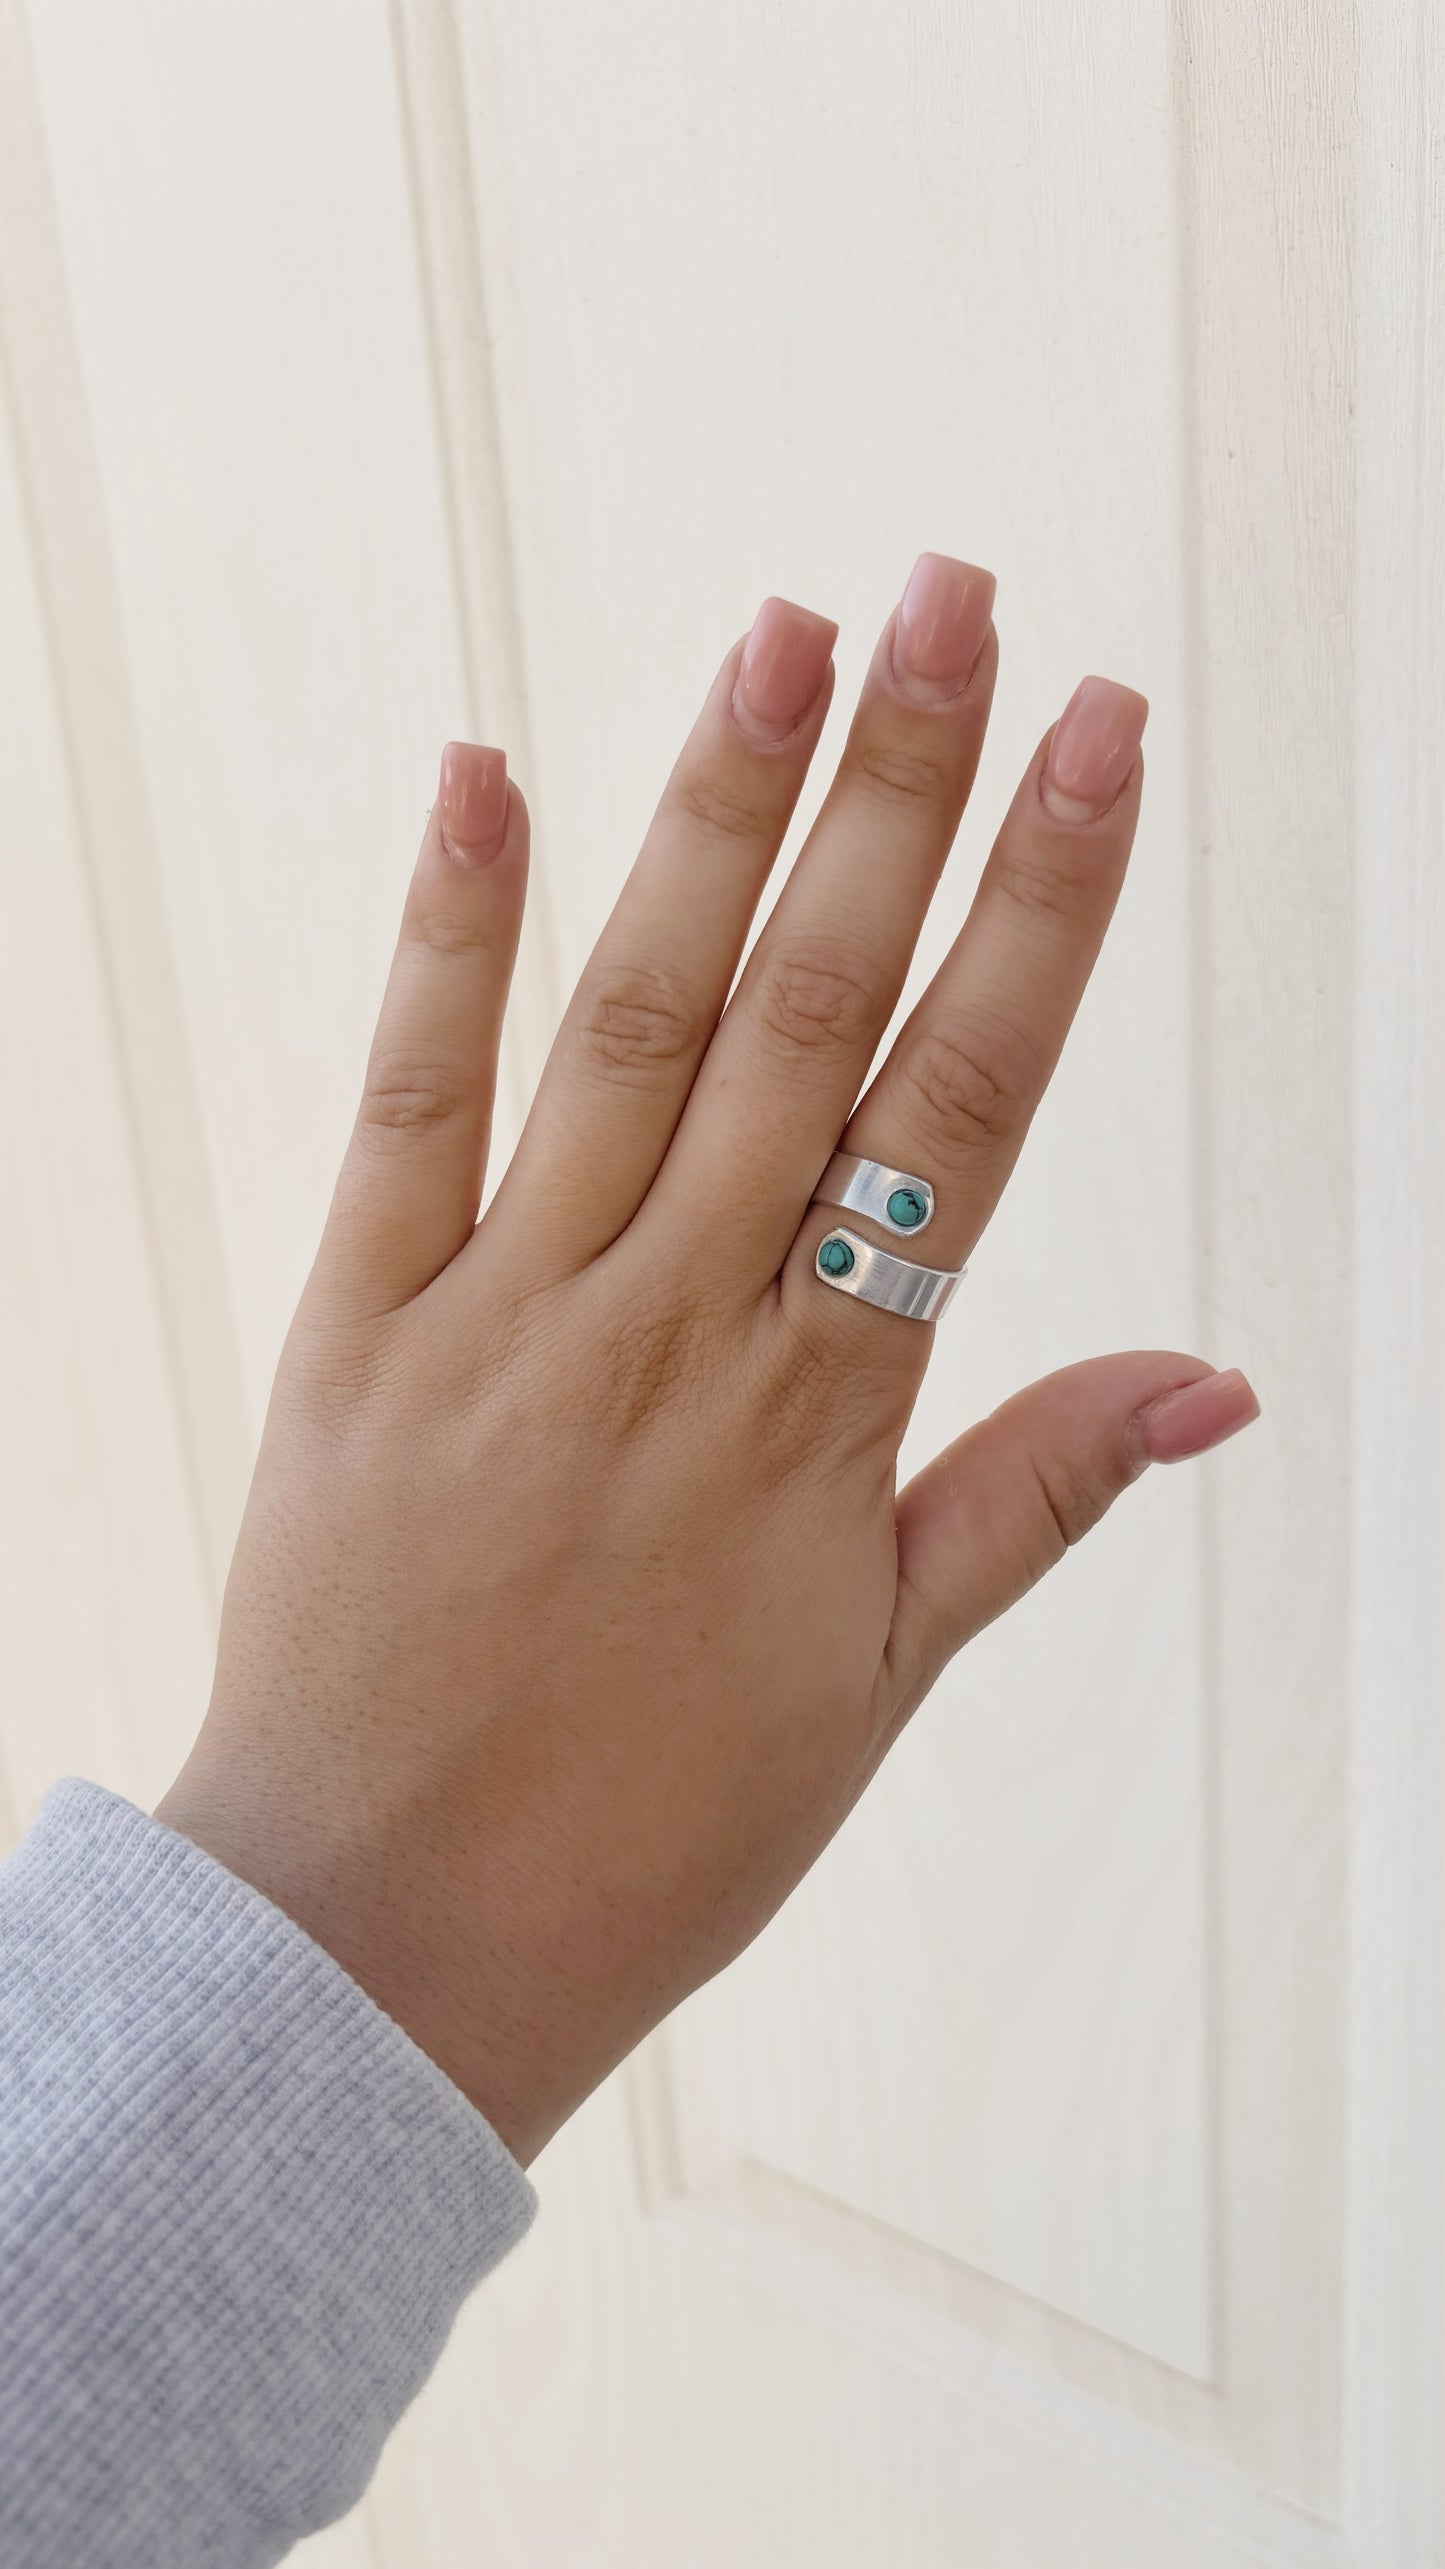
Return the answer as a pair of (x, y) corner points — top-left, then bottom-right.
(808, 1152), (966, 1324)
(811, 1148), (935, 1237)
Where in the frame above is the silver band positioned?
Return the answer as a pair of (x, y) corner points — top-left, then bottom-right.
(814, 1226), (965, 1324)
(812, 1149), (934, 1238)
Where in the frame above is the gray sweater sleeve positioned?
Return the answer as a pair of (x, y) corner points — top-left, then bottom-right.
(0, 1779), (537, 2569)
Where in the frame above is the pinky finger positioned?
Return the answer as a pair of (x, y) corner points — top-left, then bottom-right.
(880, 1354), (1260, 1731)
(311, 743), (529, 1320)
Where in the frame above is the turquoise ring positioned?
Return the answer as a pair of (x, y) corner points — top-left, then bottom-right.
(809, 1152), (963, 1320)
(813, 1226), (965, 1323)
(811, 1149), (935, 1238)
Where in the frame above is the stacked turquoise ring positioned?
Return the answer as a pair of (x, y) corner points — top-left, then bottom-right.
(809, 1151), (966, 1324)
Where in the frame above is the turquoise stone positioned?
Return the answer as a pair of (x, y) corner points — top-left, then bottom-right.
(887, 1186), (927, 1229)
(818, 1236), (855, 1277)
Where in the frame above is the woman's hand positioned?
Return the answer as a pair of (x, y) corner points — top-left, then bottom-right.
(158, 555), (1257, 2164)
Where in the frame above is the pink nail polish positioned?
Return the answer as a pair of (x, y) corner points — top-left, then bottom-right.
(892, 553), (996, 700)
(438, 741), (508, 861)
(1131, 1367), (1261, 1467)
(1040, 676), (1148, 822)
(733, 597), (838, 739)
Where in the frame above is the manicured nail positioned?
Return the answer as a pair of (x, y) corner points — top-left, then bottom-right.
(438, 741), (508, 862)
(733, 597), (838, 740)
(891, 552), (996, 703)
(1040, 676), (1148, 822)
(1130, 1367), (1261, 1468)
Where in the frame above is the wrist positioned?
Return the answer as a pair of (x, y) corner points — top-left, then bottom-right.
(156, 1748), (603, 2165)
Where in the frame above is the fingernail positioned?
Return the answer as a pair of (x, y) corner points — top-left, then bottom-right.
(733, 597), (838, 740)
(1040, 676), (1148, 822)
(1130, 1367), (1261, 1467)
(891, 553), (996, 703)
(438, 741), (508, 862)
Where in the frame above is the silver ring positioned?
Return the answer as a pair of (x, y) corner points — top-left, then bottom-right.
(814, 1226), (965, 1324)
(811, 1149), (934, 1238)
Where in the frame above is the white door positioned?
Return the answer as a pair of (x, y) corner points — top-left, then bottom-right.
(1, 2), (1441, 2561)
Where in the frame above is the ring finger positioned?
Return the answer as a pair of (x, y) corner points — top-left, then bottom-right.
(788, 674), (1149, 1335)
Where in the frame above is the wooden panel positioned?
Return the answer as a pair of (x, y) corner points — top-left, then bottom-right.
(23, 0), (481, 1420)
(0, 415), (213, 1831)
(0, 0), (225, 1831)
(1342, 0), (1445, 2552)
(370, 2076), (1341, 2569)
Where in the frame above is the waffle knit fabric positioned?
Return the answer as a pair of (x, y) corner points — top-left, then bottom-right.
(0, 1779), (537, 2567)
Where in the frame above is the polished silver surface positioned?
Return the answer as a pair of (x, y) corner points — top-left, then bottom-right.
(811, 1149), (935, 1238)
(813, 1226), (965, 1323)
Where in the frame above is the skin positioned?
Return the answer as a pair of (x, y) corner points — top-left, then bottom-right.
(159, 557), (1259, 2166)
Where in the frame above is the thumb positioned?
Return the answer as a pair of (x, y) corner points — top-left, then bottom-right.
(883, 1352), (1260, 1727)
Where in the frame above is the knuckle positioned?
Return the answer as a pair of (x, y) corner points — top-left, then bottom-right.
(1026, 1445), (1119, 1559)
(995, 838), (1092, 925)
(754, 940), (880, 1058)
(894, 1019), (1024, 1154)
(405, 903), (502, 962)
(359, 1054), (468, 1137)
(573, 962), (700, 1082)
(847, 730), (955, 809)
(672, 765), (770, 844)
(605, 1300), (699, 1435)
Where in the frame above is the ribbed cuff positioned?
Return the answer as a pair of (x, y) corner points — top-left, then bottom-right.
(0, 1778), (537, 2569)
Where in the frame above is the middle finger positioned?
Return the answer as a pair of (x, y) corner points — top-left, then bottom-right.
(645, 553), (998, 1281)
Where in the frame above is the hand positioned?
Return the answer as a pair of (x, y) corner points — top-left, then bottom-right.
(159, 555), (1258, 2164)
